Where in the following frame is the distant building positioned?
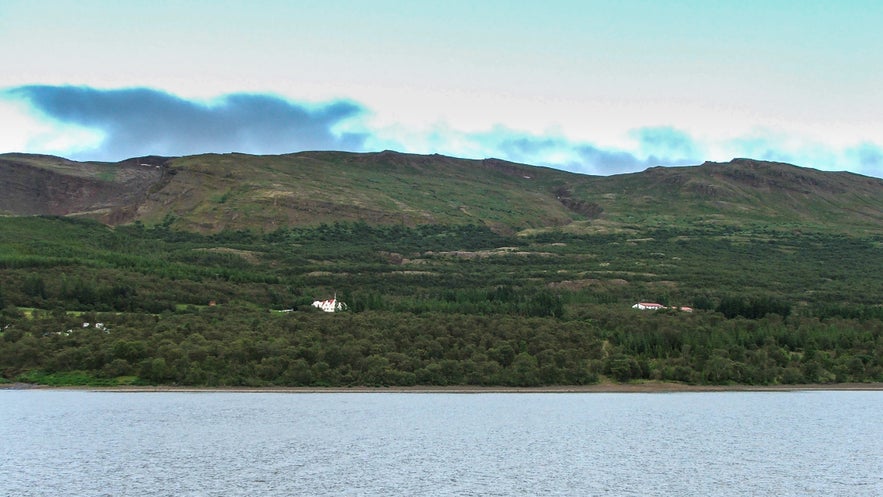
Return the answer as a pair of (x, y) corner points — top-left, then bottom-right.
(312, 296), (347, 313)
(632, 302), (694, 312)
(632, 302), (666, 310)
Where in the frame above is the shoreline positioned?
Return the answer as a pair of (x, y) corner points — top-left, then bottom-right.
(4, 381), (883, 393)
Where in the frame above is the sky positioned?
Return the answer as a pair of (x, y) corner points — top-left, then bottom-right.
(1, 0), (882, 178)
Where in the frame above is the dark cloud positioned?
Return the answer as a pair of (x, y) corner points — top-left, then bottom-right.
(496, 135), (643, 175)
(498, 136), (562, 157)
(849, 143), (883, 167)
(495, 130), (699, 176)
(573, 144), (646, 174)
(845, 143), (883, 177)
(631, 126), (701, 166)
(8, 85), (368, 160)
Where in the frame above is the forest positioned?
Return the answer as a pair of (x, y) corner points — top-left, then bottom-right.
(1, 215), (881, 387)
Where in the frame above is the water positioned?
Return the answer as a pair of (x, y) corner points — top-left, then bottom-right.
(0, 390), (880, 496)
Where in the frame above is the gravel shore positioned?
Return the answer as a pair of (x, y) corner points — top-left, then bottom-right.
(6, 382), (881, 393)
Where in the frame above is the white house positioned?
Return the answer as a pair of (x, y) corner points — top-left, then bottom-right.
(312, 296), (347, 312)
(632, 302), (666, 310)
(632, 303), (694, 312)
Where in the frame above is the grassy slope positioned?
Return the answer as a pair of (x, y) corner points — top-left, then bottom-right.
(136, 151), (584, 232)
(3, 151), (883, 235)
(567, 159), (883, 233)
(114, 152), (883, 235)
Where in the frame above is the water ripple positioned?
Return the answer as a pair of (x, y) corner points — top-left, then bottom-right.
(1, 391), (881, 496)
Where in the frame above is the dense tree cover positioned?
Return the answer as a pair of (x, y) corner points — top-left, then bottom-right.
(2, 307), (880, 387)
(1, 216), (881, 386)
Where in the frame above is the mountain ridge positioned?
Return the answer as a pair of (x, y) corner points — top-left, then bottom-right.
(2, 151), (882, 234)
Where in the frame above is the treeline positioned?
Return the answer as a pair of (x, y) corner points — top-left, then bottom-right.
(1, 216), (883, 386)
(715, 295), (792, 319)
(1, 306), (880, 387)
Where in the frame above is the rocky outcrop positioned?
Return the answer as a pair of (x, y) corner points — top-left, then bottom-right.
(0, 154), (169, 223)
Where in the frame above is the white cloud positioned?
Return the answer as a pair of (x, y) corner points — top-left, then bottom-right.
(0, 97), (104, 156)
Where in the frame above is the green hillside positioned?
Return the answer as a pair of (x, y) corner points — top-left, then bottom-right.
(1, 152), (882, 388)
(4, 151), (883, 234)
(567, 158), (883, 233)
(136, 151), (584, 232)
(92, 152), (883, 235)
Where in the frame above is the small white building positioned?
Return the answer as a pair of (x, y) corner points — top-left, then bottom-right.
(632, 303), (693, 312)
(312, 296), (347, 313)
(632, 302), (666, 310)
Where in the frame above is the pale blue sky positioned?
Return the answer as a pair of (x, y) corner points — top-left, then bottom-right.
(1, 0), (882, 177)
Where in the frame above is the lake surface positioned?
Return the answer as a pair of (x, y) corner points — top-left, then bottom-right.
(0, 390), (880, 496)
